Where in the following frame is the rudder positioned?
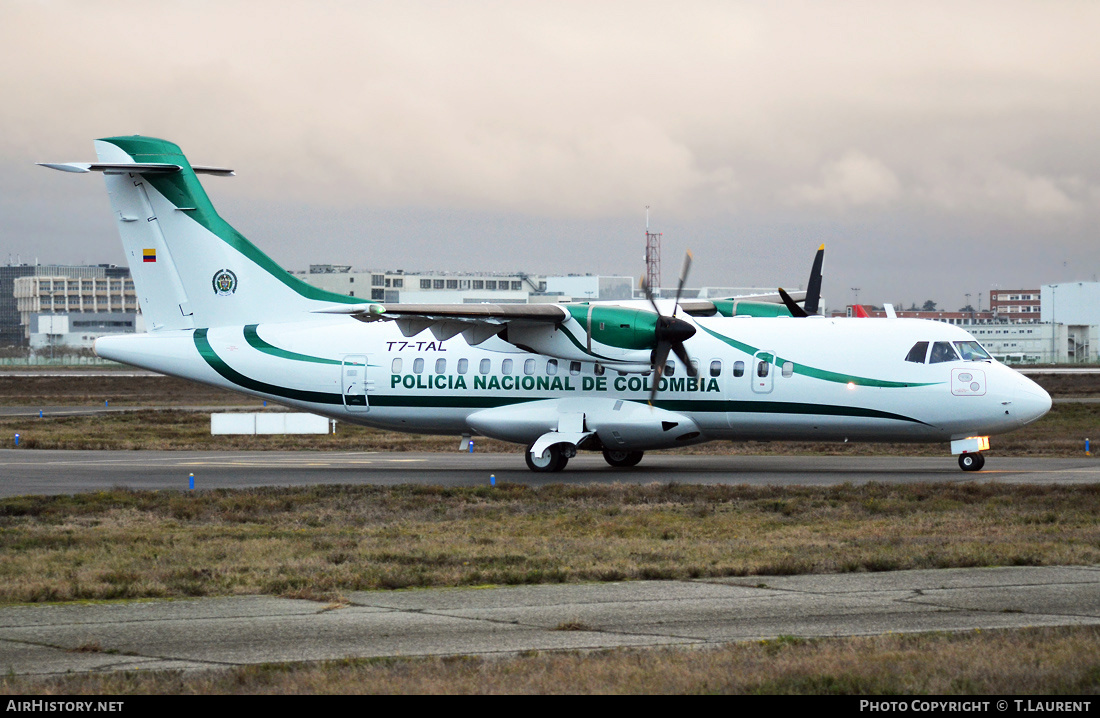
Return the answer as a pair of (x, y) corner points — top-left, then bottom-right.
(92, 136), (361, 330)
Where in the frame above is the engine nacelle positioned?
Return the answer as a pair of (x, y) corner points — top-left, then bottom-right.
(502, 305), (672, 368)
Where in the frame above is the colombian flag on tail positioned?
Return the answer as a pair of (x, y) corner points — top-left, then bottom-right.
(143, 248), (156, 263)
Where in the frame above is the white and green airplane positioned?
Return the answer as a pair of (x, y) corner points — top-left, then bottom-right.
(40, 136), (1052, 472)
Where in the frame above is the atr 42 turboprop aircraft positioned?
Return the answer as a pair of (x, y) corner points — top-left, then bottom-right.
(40, 136), (1052, 472)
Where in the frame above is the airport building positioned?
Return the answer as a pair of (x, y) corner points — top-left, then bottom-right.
(837, 283), (1100, 363)
(3, 264), (139, 348)
(990, 289), (1041, 323)
(297, 265), (544, 304)
(296, 265), (640, 304)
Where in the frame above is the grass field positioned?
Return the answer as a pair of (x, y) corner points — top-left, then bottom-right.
(1, 483), (1097, 604)
(3, 626), (1099, 694)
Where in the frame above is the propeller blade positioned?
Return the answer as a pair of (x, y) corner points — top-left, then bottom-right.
(778, 287), (809, 318)
(673, 250), (693, 311)
(671, 342), (697, 377)
(804, 244), (824, 315)
(649, 343), (672, 403)
(642, 277), (661, 316)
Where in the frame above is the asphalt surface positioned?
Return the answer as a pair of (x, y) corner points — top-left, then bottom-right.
(1, 566), (1097, 676)
(2, 451), (1100, 496)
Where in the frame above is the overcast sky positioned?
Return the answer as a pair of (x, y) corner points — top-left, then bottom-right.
(2, 1), (1098, 310)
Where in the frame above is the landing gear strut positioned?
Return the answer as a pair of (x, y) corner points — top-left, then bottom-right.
(525, 443), (570, 472)
(958, 452), (985, 472)
(602, 449), (644, 468)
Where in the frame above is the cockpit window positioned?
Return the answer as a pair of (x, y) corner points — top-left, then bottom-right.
(954, 341), (991, 361)
(905, 341), (929, 364)
(929, 341), (959, 364)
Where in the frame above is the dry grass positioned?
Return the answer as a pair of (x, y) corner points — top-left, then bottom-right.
(4, 626), (1099, 694)
(0, 374), (243, 407)
(0, 410), (516, 452)
(1, 401), (1097, 455)
(0, 483), (1097, 604)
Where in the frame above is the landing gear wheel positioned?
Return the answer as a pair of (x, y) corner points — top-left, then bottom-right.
(959, 452), (985, 472)
(525, 443), (569, 472)
(602, 449), (644, 468)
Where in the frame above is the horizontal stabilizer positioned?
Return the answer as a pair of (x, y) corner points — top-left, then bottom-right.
(37, 162), (234, 176)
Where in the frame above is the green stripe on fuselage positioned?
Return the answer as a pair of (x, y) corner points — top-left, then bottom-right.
(243, 325), (343, 365)
(193, 329), (927, 424)
(696, 323), (940, 389)
(194, 328), (343, 405)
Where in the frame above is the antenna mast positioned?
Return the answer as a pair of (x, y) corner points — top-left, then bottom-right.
(644, 206), (661, 295)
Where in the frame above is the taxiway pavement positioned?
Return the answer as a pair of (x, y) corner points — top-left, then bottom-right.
(1, 566), (1097, 676)
(1, 450), (1099, 497)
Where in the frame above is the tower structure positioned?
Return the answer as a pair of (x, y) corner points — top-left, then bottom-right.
(644, 207), (661, 294)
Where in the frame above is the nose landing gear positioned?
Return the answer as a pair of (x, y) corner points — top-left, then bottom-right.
(958, 452), (985, 471)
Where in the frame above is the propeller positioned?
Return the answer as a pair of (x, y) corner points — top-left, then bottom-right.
(778, 244), (825, 318)
(644, 251), (697, 403)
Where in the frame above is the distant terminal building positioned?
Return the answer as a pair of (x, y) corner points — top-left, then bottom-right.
(841, 308), (999, 326)
(831, 282), (1100, 363)
(298, 265), (543, 304)
(989, 289), (1041, 323)
(3, 264), (139, 348)
(297, 265), (642, 304)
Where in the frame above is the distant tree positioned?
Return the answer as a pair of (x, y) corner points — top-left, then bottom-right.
(922, 300), (937, 311)
(908, 303), (919, 311)
(960, 304), (975, 312)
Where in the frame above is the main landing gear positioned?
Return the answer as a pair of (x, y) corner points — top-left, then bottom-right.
(958, 452), (985, 472)
(524, 445), (647, 472)
(525, 443), (574, 472)
(602, 449), (644, 468)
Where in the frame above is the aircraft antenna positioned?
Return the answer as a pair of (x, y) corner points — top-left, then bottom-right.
(645, 206), (661, 297)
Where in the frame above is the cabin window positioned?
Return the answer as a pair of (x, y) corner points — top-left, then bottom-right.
(954, 341), (991, 361)
(524, 358), (536, 375)
(757, 360), (770, 378)
(594, 363), (605, 376)
(435, 358), (447, 374)
(479, 358), (491, 374)
(905, 341), (929, 364)
(929, 341), (959, 364)
(546, 359), (558, 375)
(710, 360), (722, 377)
(782, 361), (794, 378)
(457, 358), (468, 374)
(502, 358), (513, 374)
(733, 360), (745, 378)
(691, 359), (700, 376)
(665, 362), (675, 377)
(569, 361), (581, 375)
(391, 358), (402, 374)
(413, 358), (425, 374)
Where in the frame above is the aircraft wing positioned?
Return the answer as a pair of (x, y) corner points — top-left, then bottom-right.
(316, 302), (570, 343)
(678, 290), (806, 317)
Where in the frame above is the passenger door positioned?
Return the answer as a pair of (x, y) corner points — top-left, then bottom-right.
(751, 350), (775, 394)
(342, 354), (370, 412)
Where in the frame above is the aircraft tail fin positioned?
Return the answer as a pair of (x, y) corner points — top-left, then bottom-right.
(41, 136), (363, 331)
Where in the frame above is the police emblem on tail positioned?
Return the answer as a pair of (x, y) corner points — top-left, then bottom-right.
(212, 269), (238, 296)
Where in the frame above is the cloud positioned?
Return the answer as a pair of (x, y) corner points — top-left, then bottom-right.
(5, 1), (1100, 303)
(784, 152), (901, 209)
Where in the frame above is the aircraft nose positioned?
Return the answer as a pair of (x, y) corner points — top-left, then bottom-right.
(1014, 374), (1052, 427)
